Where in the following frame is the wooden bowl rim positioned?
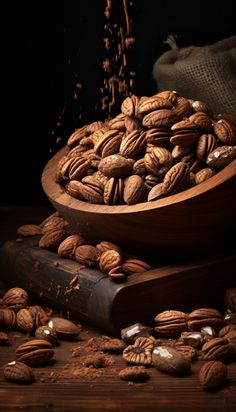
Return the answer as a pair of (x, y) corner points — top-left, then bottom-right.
(42, 146), (236, 215)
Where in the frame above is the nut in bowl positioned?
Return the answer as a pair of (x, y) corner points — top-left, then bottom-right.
(42, 91), (236, 257)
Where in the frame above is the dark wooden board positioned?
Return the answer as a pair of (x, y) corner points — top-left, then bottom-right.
(0, 237), (235, 335)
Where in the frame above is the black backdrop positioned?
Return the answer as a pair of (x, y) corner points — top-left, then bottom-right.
(2, 0), (235, 205)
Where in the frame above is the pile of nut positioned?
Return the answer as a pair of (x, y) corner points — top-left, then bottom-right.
(55, 91), (236, 205)
(1, 286), (235, 391)
(0, 286), (81, 383)
(16, 211), (153, 280)
(120, 288), (236, 388)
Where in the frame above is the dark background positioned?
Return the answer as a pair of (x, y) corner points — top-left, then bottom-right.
(2, 0), (236, 206)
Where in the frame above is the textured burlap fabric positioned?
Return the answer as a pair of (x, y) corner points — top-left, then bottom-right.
(152, 35), (236, 114)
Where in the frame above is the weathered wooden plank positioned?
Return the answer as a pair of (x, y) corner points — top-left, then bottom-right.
(0, 238), (235, 334)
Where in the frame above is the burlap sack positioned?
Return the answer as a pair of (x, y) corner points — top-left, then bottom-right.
(152, 35), (236, 114)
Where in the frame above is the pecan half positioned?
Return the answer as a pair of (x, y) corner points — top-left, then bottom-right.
(123, 336), (155, 365)
(15, 339), (54, 366)
(154, 310), (188, 338)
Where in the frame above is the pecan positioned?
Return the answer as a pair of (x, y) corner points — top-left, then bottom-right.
(172, 145), (193, 160)
(145, 128), (172, 149)
(147, 183), (167, 202)
(15, 339), (54, 366)
(103, 177), (124, 205)
(145, 174), (162, 189)
(41, 216), (67, 234)
(154, 90), (178, 105)
(39, 212), (60, 228)
(195, 168), (216, 185)
(152, 345), (191, 375)
(173, 96), (193, 118)
(123, 175), (146, 205)
(38, 228), (66, 250)
(90, 125), (110, 145)
(121, 95), (139, 117)
(188, 308), (225, 332)
(201, 337), (233, 361)
(75, 245), (101, 267)
(213, 119), (236, 145)
(138, 96), (172, 115)
(122, 258), (152, 275)
(154, 310), (188, 338)
(16, 308), (37, 334)
(218, 324), (236, 338)
(3, 361), (35, 383)
(142, 109), (179, 128)
(144, 147), (173, 177)
(196, 133), (218, 162)
(98, 154), (134, 178)
(120, 130), (146, 159)
(96, 240), (122, 254)
(92, 170), (109, 186)
(48, 317), (80, 339)
(17, 224), (42, 237)
(65, 180), (85, 200)
(123, 336), (155, 365)
(99, 250), (123, 273)
(189, 112), (213, 132)
(0, 308), (16, 329)
(94, 129), (123, 158)
(79, 176), (104, 204)
(68, 157), (91, 180)
(2, 287), (28, 311)
(162, 162), (190, 195)
(58, 234), (87, 258)
(125, 116), (142, 133)
(170, 119), (199, 146)
(67, 145), (89, 159)
(109, 113), (126, 131)
(28, 305), (51, 325)
(67, 124), (91, 148)
(133, 158), (147, 175)
(199, 361), (227, 389)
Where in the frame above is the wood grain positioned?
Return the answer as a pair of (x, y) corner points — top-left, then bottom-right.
(41, 146), (236, 256)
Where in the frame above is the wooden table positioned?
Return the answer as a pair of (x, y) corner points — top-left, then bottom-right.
(0, 206), (236, 412)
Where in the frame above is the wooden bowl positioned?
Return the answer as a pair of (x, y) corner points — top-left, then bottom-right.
(42, 146), (236, 256)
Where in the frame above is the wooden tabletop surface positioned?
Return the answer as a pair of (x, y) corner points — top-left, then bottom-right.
(0, 206), (236, 412)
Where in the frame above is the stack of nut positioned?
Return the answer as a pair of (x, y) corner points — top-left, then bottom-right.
(120, 287), (236, 389)
(0, 286), (81, 383)
(16, 211), (153, 280)
(55, 91), (236, 205)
